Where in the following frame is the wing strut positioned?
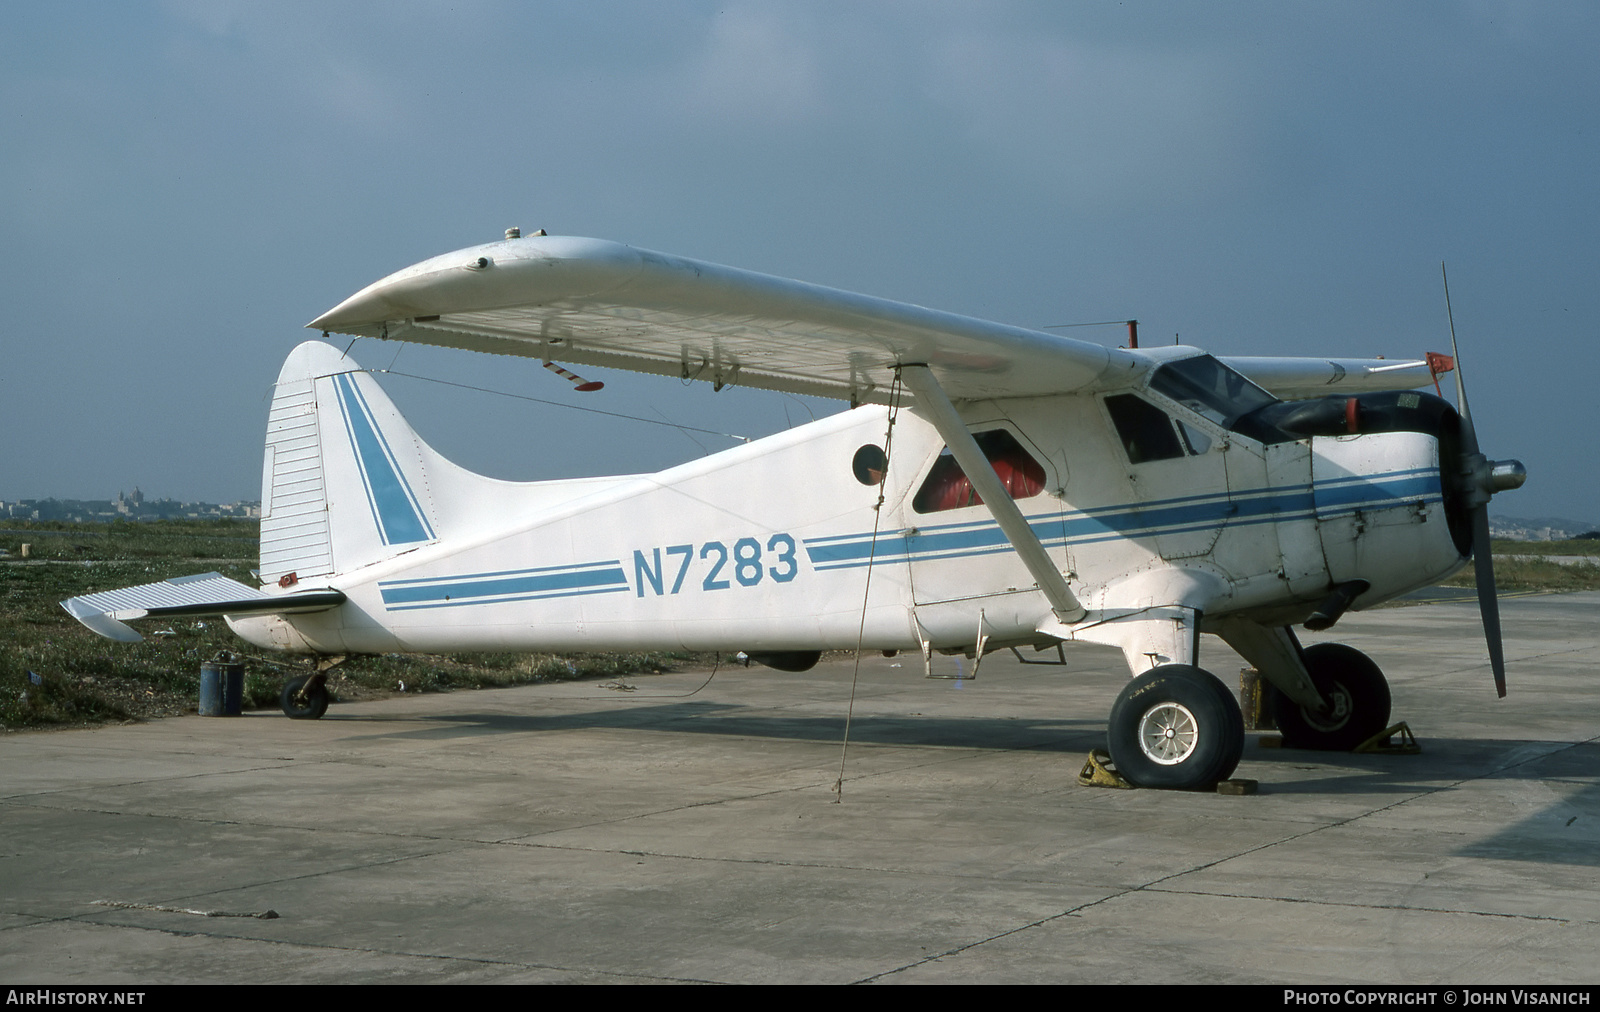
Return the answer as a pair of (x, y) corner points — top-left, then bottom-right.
(899, 365), (1086, 624)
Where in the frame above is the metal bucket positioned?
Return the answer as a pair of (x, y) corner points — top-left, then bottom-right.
(199, 660), (245, 716)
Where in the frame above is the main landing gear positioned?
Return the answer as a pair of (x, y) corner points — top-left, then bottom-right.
(1103, 643), (1394, 787)
(1106, 665), (1245, 789)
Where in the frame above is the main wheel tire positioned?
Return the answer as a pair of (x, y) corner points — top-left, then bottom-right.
(1271, 643), (1390, 751)
(280, 675), (329, 720)
(1107, 665), (1245, 789)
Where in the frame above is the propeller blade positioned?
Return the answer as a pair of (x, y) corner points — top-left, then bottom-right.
(1470, 505), (1507, 697)
(1442, 263), (1476, 445)
(1443, 263), (1506, 696)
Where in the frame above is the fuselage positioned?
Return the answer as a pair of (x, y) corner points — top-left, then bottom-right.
(230, 358), (1467, 658)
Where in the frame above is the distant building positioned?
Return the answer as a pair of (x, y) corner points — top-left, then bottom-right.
(114, 487), (146, 516)
(1489, 516), (1600, 542)
(3, 492), (260, 524)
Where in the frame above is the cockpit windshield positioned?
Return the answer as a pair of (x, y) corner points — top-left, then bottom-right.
(1149, 355), (1277, 430)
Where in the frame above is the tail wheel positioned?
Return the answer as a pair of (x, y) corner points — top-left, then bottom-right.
(281, 674), (329, 720)
(1107, 665), (1244, 789)
(1272, 643), (1390, 750)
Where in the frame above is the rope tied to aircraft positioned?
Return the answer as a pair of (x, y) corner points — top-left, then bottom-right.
(834, 368), (906, 802)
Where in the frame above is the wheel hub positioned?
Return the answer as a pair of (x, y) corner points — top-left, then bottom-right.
(1302, 681), (1352, 732)
(1137, 702), (1199, 765)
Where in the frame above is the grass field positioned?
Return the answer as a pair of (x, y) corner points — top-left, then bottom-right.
(1442, 539), (1600, 593)
(0, 520), (706, 730)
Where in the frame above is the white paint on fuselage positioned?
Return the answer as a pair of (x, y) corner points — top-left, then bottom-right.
(233, 378), (1467, 663)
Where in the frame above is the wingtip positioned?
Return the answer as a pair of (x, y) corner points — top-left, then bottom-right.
(60, 599), (145, 643)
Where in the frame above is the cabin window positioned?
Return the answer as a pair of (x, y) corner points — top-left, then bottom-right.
(1177, 420), (1212, 455)
(912, 430), (1046, 513)
(852, 444), (888, 486)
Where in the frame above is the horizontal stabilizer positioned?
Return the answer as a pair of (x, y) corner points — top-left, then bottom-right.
(61, 572), (344, 643)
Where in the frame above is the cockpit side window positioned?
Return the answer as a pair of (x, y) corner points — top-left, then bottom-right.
(1106, 394), (1187, 464)
(912, 429), (1046, 514)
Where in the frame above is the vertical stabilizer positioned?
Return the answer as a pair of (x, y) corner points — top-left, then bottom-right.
(258, 340), (645, 589)
(260, 342), (438, 585)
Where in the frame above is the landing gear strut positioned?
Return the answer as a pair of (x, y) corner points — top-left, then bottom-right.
(1107, 664), (1245, 789)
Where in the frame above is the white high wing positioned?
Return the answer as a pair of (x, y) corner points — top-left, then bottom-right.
(64, 234), (1527, 788)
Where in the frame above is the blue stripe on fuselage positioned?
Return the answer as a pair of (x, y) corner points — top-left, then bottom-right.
(804, 468), (1440, 570)
(379, 561), (627, 611)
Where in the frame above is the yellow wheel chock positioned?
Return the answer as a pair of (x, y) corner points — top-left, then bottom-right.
(1354, 721), (1420, 755)
(1078, 749), (1135, 789)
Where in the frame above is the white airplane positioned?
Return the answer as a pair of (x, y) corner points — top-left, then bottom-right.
(63, 233), (1527, 790)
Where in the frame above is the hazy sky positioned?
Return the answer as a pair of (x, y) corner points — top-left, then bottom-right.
(4, 2), (1596, 522)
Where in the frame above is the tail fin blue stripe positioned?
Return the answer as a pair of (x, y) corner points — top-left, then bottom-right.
(333, 372), (435, 546)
